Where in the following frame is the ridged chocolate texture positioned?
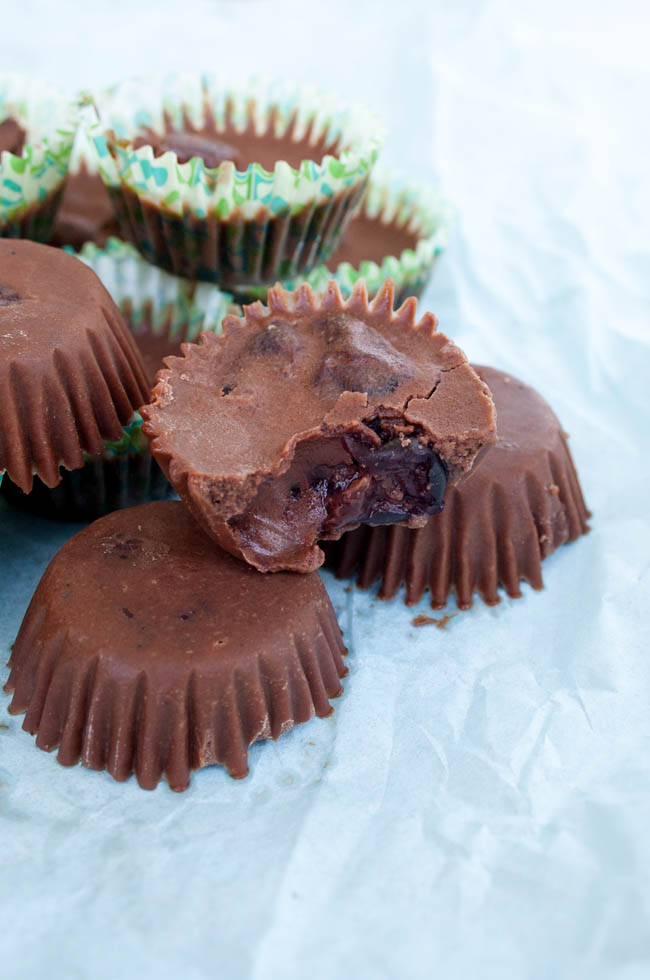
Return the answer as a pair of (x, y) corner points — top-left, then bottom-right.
(324, 366), (590, 608)
(4, 501), (348, 791)
(0, 312), (192, 523)
(141, 279), (496, 573)
(0, 240), (150, 492)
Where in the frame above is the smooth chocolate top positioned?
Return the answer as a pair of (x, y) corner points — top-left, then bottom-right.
(0, 117), (26, 156)
(50, 165), (119, 250)
(0, 240), (150, 491)
(0, 240), (136, 363)
(132, 106), (341, 172)
(23, 500), (337, 667)
(6, 499), (347, 788)
(328, 213), (420, 269)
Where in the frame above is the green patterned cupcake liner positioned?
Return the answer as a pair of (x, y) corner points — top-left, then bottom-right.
(0, 73), (77, 240)
(237, 168), (453, 306)
(87, 73), (384, 288)
(1, 239), (238, 521)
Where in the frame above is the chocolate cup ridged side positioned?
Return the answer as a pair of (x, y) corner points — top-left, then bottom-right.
(5, 599), (346, 791)
(324, 425), (590, 609)
(0, 305), (149, 494)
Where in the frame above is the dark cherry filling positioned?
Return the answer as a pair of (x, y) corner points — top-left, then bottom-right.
(0, 117), (26, 156)
(304, 423), (447, 538)
(227, 420), (448, 567)
(321, 431), (447, 534)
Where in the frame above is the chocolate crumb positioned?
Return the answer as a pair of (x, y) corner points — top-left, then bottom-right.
(412, 613), (457, 629)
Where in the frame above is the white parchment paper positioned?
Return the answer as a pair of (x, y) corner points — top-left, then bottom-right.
(1, 2), (649, 978)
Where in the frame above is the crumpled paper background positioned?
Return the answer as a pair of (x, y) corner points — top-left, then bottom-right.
(1, 1), (649, 978)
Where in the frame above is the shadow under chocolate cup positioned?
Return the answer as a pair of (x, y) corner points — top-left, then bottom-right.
(88, 73), (384, 288)
(4, 501), (348, 791)
(0, 73), (76, 241)
(323, 366), (590, 609)
(236, 169), (453, 306)
(1, 239), (240, 520)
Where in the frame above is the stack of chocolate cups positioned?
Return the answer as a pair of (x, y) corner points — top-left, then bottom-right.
(1, 73), (590, 792)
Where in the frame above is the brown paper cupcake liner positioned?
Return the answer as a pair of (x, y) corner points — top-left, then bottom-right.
(324, 367), (590, 608)
(5, 501), (348, 790)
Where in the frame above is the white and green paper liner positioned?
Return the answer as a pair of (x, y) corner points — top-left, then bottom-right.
(87, 73), (384, 287)
(77, 237), (238, 341)
(1, 239), (239, 521)
(0, 73), (77, 240)
(239, 169), (453, 305)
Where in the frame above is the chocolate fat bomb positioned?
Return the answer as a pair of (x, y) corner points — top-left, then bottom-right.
(0, 240), (149, 492)
(142, 280), (496, 573)
(325, 366), (590, 607)
(5, 501), (348, 790)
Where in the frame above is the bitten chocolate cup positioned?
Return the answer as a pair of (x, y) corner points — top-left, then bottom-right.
(324, 366), (590, 608)
(4, 501), (348, 791)
(141, 279), (497, 574)
(0, 240), (150, 493)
